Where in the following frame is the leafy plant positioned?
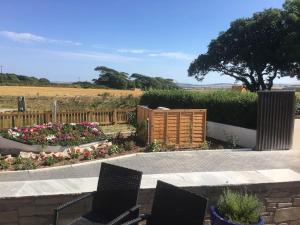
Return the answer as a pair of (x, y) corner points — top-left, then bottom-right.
(199, 141), (210, 150)
(127, 111), (137, 127)
(217, 189), (262, 225)
(296, 98), (300, 117)
(14, 156), (37, 170)
(145, 140), (160, 152)
(0, 159), (9, 170)
(43, 156), (58, 166)
(108, 145), (121, 155)
(124, 140), (135, 151)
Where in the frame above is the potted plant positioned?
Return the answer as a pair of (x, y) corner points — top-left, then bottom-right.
(211, 189), (264, 225)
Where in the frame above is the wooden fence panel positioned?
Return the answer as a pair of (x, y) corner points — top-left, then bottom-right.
(137, 106), (206, 148)
(0, 108), (135, 130)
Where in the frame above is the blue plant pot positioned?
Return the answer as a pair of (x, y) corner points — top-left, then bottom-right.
(210, 207), (265, 225)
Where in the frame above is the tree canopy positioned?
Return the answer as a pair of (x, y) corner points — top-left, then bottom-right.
(0, 73), (50, 86)
(93, 66), (179, 90)
(188, 0), (300, 91)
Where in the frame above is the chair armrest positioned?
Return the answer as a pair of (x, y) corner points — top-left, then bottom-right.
(53, 192), (94, 225)
(107, 205), (140, 225)
(120, 213), (150, 225)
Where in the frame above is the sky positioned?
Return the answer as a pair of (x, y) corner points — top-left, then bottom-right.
(0, 0), (299, 85)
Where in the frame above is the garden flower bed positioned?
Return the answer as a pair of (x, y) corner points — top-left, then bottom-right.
(0, 139), (141, 171)
(1, 122), (106, 146)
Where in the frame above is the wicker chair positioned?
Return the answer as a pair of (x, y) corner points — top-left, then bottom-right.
(121, 180), (208, 225)
(53, 162), (143, 225)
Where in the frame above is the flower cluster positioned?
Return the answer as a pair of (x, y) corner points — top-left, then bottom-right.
(4, 122), (105, 146)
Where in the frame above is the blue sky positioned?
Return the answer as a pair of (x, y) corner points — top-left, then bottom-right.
(0, 0), (299, 85)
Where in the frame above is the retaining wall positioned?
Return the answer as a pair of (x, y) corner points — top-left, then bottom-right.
(207, 121), (256, 148)
(1, 170), (300, 225)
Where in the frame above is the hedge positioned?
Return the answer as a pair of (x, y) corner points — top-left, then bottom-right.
(296, 97), (300, 117)
(140, 90), (258, 129)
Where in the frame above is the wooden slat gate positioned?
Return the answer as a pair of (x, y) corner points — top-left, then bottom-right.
(256, 91), (296, 150)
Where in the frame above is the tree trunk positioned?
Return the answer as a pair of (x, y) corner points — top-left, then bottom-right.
(257, 73), (267, 90)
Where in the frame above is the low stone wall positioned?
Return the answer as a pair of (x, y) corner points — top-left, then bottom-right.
(139, 181), (300, 225)
(1, 181), (300, 225)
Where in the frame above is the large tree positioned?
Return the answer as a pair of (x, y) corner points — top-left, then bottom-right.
(188, 0), (300, 91)
(93, 66), (179, 90)
(93, 66), (129, 89)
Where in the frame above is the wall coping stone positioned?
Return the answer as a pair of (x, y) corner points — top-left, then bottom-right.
(1, 168), (300, 199)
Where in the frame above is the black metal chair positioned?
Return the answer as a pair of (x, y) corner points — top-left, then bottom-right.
(54, 162), (143, 225)
(121, 180), (208, 225)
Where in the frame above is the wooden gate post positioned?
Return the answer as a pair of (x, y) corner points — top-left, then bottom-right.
(113, 109), (117, 125)
(256, 91), (296, 151)
(52, 100), (57, 124)
(17, 96), (26, 112)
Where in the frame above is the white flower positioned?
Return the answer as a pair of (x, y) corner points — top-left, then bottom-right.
(70, 123), (76, 126)
(91, 122), (99, 126)
(92, 128), (98, 132)
(8, 129), (20, 138)
(46, 135), (56, 141)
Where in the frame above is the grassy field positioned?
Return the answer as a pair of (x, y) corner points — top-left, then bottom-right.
(0, 86), (141, 111)
(0, 86), (143, 97)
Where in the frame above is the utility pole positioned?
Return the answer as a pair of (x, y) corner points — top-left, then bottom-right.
(0, 65), (3, 74)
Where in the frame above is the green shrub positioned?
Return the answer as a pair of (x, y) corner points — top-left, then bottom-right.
(140, 90), (257, 129)
(14, 157), (37, 170)
(108, 145), (121, 155)
(217, 189), (262, 225)
(145, 140), (160, 152)
(43, 156), (58, 166)
(296, 98), (300, 117)
(124, 140), (135, 151)
(199, 141), (210, 150)
(0, 159), (9, 170)
(127, 111), (137, 127)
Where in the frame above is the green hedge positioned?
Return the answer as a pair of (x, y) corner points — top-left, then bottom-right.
(296, 97), (300, 117)
(140, 90), (257, 129)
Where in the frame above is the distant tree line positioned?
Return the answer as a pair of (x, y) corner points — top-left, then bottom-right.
(0, 73), (51, 86)
(0, 68), (179, 90)
(93, 66), (179, 90)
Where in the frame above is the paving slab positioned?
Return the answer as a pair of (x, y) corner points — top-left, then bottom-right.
(0, 149), (300, 182)
(1, 169), (300, 198)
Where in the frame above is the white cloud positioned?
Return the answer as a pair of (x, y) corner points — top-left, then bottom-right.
(117, 48), (147, 54)
(0, 30), (82, 46)
(39, 49), (140, 62)
(117, 47), (194, 61)
(148, 51), (194, 60)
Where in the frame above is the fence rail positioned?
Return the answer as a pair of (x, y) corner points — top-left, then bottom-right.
(0, 108), (136, 130)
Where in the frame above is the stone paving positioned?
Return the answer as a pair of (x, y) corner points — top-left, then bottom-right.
(0, 148), (300, 182)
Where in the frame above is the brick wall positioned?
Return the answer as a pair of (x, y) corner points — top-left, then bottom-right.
(1, 181), (300, 225)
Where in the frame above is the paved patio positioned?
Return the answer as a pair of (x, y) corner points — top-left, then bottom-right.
(0, 119), (298, 182)
(0, 148), (300, 182)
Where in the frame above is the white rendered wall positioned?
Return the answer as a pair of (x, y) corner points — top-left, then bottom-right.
(207, 121), (256, 148)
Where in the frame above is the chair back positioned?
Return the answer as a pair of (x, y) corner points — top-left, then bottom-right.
(147, 181), (207, 225)
(92, 163), (143, 221)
